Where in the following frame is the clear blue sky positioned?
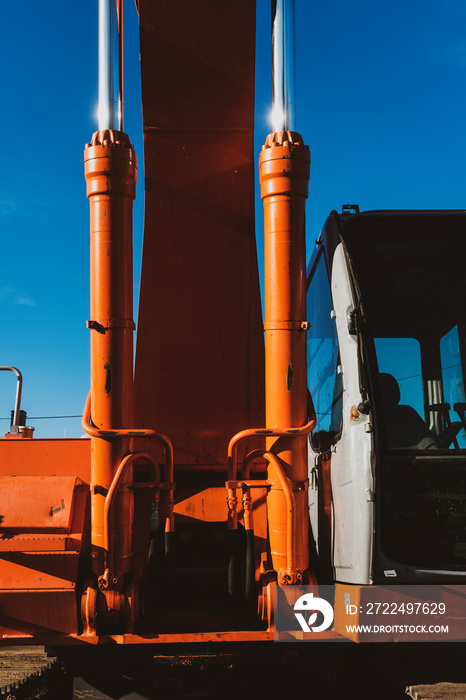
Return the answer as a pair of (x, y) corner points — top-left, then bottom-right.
(1, 0), (465, 438)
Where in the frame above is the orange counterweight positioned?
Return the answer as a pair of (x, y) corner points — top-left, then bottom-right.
(259, 130), (311, 584)
(84, 129), (137, 580)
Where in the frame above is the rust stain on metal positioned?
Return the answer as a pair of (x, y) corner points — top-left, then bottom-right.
(104, 362), (112, 395)
(286, 362), (293, 391)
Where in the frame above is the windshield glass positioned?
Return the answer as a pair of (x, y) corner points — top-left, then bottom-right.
(343, 212), (466, 452)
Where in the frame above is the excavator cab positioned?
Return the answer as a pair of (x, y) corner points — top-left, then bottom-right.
(307, 208), (466, 585)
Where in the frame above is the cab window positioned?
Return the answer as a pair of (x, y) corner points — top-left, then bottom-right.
(307, 251), (343, 446)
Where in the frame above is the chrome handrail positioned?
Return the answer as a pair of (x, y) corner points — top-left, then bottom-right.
(0, 366), (23, 434)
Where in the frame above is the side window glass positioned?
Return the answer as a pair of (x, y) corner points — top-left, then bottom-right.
(307, 252), (342, 447)
(374, 332), (466, 450)
(440, 325), (466, 448)
(374, 338), (434, 449)
(374, 338), (424, 417)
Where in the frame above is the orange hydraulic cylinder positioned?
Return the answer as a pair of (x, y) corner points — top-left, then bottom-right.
(84, 129), (137, 578)
(259, 130), (310, 584)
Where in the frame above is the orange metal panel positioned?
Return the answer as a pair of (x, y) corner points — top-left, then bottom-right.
(0, 536), (80, 553)
(0, 480), (88, 577)
(0, 476), (82, 533)
(0, 476), (89, 637)
(0, 555), (78, 590)
(0, 629), (278, 645)
(134, 0), (264, 467)
(173, 484), (268, 573)
(0, 438), (91, 481)
(174, 487), (236, 523)
(0, 591), (79, 637)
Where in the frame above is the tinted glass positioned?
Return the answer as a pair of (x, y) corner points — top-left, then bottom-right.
(307, 252), (342, 443)
(440, 325), (466, 449)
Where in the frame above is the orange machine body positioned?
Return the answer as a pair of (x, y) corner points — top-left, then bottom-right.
(0, 0), (329, 646)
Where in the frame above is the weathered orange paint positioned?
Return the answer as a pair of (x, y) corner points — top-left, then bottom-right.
(259, 130), (311, 584)
(0, 438), (90, 480)
(0, 476), (89, 637)
(84, 128), (137, 579)
(134, 0), (264, 471)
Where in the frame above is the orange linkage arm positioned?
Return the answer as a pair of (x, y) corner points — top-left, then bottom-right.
(226, 418), (315, 539)
(104, 451), (159, 554)
(82, 391), (175, 534)
(226, 412), (315, 591)
(227, 427), (315, 586)
(227, 415), (316, 482)
(263, 452), (296, 575)
(240, 449), (295, 572)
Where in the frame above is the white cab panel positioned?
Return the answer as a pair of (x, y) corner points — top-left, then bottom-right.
(308, 241), (374, 584)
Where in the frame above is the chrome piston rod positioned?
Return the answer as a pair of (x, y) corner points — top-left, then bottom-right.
(98, 0), (123, 131)
(272, 0), (296, 132)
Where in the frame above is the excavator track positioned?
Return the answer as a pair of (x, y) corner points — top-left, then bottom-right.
(408, 684), (466, 700)
(0, 647), (63, 698)
(0, 644), (466, 699)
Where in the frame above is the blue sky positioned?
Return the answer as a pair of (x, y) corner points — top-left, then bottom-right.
(1, 0), (466, 438)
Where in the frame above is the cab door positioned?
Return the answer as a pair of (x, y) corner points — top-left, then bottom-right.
(307, 238), (374, 584)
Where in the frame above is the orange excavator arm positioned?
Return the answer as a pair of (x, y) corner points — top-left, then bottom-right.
(0, 0), (318, 645)
(134, 0), (264, 467)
